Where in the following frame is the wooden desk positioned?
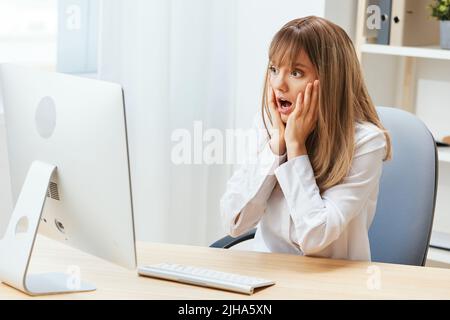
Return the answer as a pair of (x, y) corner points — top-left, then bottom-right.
(1, 236), (450, 299)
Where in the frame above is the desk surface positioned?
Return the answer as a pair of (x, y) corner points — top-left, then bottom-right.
(1, 236), (450, 299)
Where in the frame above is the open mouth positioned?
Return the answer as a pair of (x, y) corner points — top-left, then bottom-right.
(277, 98), (293, 114)
(278, 98), (292, 109)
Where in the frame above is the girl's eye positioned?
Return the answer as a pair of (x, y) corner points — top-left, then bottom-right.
(291, 70), (303, 78)
(269, 66), (278, 75)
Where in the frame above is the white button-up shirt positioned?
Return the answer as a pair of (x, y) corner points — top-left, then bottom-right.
(220, 114), (388, 261)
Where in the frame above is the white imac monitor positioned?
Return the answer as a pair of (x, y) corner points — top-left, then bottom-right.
(0, 64), (137, 296)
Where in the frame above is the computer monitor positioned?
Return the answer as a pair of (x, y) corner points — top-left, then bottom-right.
(0, 64), (136, 295)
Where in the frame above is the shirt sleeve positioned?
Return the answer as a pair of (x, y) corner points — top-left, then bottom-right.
(220, 114), (287, 238)
(274, 130), (387, 255)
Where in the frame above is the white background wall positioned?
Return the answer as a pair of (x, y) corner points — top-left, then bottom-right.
(0, 0), (56, 68)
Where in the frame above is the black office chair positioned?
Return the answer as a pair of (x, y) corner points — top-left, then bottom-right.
(210, 228), (257, 249)
(210, 107), (438, 266)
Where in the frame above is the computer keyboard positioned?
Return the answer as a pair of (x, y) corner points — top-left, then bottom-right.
(137, 263), (275, 295)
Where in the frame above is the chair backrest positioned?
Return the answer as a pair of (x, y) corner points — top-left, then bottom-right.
(369, 107), (438, 266)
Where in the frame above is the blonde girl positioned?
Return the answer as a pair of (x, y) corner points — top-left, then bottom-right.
(220, 16), (392, 261)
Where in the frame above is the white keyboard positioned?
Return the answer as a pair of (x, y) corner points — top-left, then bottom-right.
(138, 263), (275, 295)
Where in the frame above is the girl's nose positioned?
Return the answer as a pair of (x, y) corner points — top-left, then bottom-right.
(271, 74), (288, 93)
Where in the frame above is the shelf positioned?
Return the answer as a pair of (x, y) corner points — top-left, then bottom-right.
(438, 148), (450, 163)
(361, 44), (450, 61)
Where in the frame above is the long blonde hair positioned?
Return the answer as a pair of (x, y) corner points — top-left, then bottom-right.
(262, 16), (392, 194)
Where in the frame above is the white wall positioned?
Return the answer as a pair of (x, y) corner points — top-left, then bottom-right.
(325, 0), (358, 41)
(0, 0), (57, 67)
(362, 54), (403, 108)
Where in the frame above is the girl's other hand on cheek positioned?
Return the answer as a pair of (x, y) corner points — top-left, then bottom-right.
(285, 80), (320, 160)
(267, 85), (287, 156)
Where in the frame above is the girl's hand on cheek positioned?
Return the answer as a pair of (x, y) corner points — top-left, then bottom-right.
(285, 80), (320, 160)
(267, 85), (286, 155)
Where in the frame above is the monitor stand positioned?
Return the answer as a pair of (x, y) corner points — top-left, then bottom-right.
(0, 161), (96, 296)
